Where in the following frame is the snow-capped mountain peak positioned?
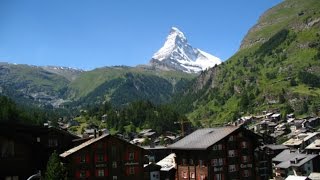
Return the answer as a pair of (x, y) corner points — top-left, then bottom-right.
(150, 27), (221, 73)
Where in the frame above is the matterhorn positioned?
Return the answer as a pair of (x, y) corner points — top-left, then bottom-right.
(149, 27), (221, 73)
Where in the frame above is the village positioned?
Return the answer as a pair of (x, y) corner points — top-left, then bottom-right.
(2, 109), (320, 180)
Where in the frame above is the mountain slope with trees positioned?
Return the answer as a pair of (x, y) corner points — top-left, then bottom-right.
(67, 66), (195, 108)
(175, 0), (320, 126)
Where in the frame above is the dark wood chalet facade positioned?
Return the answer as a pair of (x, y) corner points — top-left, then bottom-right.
(168, 126), (265, 180)
(60, 134), (147, 180)
(0, 122), (79, 180)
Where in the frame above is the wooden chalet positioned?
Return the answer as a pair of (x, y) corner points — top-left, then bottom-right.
(168, 126), (265, 180)
(0, 122), (79, 180)
(60, 134), (148, 180)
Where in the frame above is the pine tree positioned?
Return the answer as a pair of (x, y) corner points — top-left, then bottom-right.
(45, 151), (65, 180)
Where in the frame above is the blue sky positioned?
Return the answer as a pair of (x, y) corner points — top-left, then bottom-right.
(0, 0), (282, 70)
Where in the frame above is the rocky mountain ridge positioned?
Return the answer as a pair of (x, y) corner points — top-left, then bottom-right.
(149, 27), (221, 73)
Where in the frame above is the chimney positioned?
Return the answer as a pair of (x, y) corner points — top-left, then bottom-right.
(94, 129), (97, 138)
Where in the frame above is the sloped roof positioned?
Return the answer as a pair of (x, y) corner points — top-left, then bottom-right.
(308, 172), (320, 180)
(285, 175), (309, 180)
(60, 134), (109, 158)
(305, 139), (320, 150)
(273, 149), (318, 168)
(157, 153), (176, 171)
(168, 126), (240, 150)
(265, 144), (288, 150)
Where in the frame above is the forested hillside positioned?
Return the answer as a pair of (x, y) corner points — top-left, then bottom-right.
(174, 0), (320, 126)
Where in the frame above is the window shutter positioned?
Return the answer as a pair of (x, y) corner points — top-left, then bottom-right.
(86, 170), (90, 177)
(75, 171), (80, 178)
(223, 158), (227, 165)
(134, 151), (139, 161)
(86, 153), (90, 163)
(135, 167), (139, 174)
(75, 156), (80, 163)
(126, 167), (130, 176)
(95, 169), (98, 177)
(126, 151), (129, 161)
(104, 154), (108, 161)
(95, 154), (98, 162)
(105, 169), (109, 176)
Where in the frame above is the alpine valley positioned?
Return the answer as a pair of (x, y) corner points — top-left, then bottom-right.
(0, 27), (218, 110)
(1, 0), (320, 127)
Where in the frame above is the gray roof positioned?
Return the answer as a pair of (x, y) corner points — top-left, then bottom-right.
(273, 149), (299, 162)
(273, 149), (318, 169)
(308, 172), (320, 180)
(305, 139), (320, 150)
(265, 144), (288, 150)
(168, 126), (239, 150)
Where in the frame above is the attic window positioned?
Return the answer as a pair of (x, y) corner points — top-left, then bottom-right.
(48, 139), (58, 147)
(228, 136), (234, 141)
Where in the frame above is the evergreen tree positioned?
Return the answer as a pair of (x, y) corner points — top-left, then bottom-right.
(45, 151), (65, 180)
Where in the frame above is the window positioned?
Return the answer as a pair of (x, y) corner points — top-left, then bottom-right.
(182, 171), (187, 179)
(215, 174), (222, 180)
(199, 160), (204, 166)
(228, 135), (234, 141)
(218, 158), (224, 166)
(229, 165), (236, 172)
(200, 175), (205, 180)
(129, 152), (134, 160)
(80, 155), (86, 163)
(97, 169), (104, 177)
(111, 146), (117, 157)
(242, 156), (248, 163)
(96, 154), (104, 162)
(228, 150), (236, 157)
(211, 159), (218, 166)
(97, 154), (104, 162)
(80, 171), (86, 178)
(189, 159), (194, 165)
(212, 158), (224, 166)
(112, 161), (117, 168)
(243, 170), (250, 177)
(182, 158), (187, 165)
(5, 176), (19, 180)
(212, 145), (218, 150)
(129, 166), (135, 175)
(241, 141), (247, 148)
(113, 176), (117, 180)
(48, 139), (58, 147)
(190, 172), (195, 178)
(212, 144), (223, 150)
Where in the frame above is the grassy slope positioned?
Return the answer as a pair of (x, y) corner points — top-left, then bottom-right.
(68, 66), (196, 100)
(185, 0), (320, 126)
(0, 64), (69, 94)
